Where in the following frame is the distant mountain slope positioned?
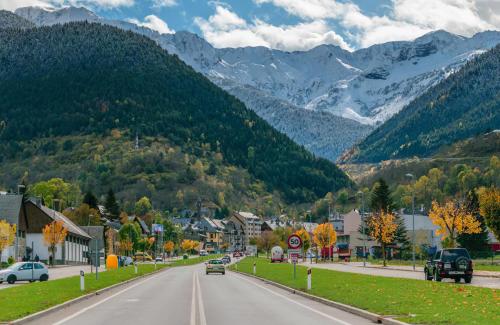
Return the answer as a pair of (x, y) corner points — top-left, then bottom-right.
(0, 22), (350, 202)
(221, 84), (373, 161)
(0, 10), (34, 29)
(14, 6), (500, 161)
(343, 45), (500, 163)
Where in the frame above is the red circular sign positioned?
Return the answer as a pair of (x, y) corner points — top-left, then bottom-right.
(288, 234), (302, 249)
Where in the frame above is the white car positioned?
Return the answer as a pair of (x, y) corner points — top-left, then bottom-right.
(0, 262), (49, 284)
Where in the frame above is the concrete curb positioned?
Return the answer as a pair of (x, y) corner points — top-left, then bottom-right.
(6, 266), (170, 325)
(231, 270), (409, 325)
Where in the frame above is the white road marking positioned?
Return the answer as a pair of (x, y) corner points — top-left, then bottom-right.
(190, 272), (196, 325)
(232, 273), (353, 325)
(195, 272), (207, 325)
(53, 271), (167, 325)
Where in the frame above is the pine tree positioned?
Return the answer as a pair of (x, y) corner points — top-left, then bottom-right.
(370, 179), (394, 213)
(83, 190), (98, 209)
(370, 179), (408, 255)
(458, 191), (490, 257)
(104, 188), (120, 219)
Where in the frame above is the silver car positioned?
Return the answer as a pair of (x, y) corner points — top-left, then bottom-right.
(0, 262), (49, 284)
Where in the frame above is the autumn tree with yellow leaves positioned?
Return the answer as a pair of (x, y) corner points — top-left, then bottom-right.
(294, 228), (311, 261)
(368, 212), (398, 266)
(429, 200), (481, 248)
(313, 223), (336, 260)
(0, 220), (16, 264)
(42, 220), (68, 266)
(479, 187), (500, 240)
(180, 239), (200, 254)
(164, 241), (175, 257)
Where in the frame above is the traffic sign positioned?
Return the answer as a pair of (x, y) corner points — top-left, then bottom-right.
(287, 234), (302, 249)
(290, 253), (299, 264)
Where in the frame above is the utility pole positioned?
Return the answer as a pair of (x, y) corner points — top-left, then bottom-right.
(406, 173), (416, 271)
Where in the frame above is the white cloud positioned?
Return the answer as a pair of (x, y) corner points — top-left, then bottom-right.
(194, 5), (352, 51)
(127, 14), (174, 34)
(0, 0), (53, 11)
(254, 0), (500, 48)
(151, 0), (177, 8)
(254, 0), (356, 20)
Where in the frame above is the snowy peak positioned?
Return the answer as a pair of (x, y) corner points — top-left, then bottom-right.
(12, 6), (500, 161)
(15, 6), (99, 26)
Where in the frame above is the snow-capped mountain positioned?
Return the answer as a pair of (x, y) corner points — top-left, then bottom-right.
(14, 6), (500, 161)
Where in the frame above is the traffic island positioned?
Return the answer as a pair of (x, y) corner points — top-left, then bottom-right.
(230, 257), (500, 325)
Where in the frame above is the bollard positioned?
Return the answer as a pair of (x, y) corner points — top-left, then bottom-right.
(307, 268), (312, 290)
(134, 262), (138, 274)
(155, 260), (157, 270)
(253, 262), (256, 275)
(80, 270), (85, 291)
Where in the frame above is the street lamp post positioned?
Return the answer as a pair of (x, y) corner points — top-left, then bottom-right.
(406, 173), (416, 271)
(357, 191), (366, 267)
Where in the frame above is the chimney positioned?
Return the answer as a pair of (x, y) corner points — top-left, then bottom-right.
(17, 184), (26, 195)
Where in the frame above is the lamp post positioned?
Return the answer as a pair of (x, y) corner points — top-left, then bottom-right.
(406, 173), (416, 271)
(357, 191), (366, 267)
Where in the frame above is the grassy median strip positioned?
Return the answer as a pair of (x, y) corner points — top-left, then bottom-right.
(231, 257), (499, 325)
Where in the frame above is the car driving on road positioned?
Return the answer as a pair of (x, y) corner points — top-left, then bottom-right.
(425, 248), (473, 283)
(206, 259), (225, 275)
(221, 255), (231, 264)
(0, 262), (49, 284)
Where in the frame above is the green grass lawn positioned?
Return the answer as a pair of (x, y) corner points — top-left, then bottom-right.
(231, 257), (500, 325)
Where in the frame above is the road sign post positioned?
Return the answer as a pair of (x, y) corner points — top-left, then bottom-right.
(307, 268), (311, 290)
(80, 270), (85, 291)
(288, 235), (303, 281)
(95, 239), (99, 281)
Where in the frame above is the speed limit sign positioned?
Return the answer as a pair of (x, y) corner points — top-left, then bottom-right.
(288, 234), (302, 249)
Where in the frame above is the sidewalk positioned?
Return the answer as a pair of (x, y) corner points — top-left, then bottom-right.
(347, 262), (500, 278)
(298, 261), (500, 289)
(0, 264), (106, 291)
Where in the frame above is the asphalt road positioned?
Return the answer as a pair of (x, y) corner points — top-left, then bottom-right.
(299, 261), (500, 289)
(27, 264), (373, 325)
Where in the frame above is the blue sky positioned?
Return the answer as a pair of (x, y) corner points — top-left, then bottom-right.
(2, 0), (499, 51)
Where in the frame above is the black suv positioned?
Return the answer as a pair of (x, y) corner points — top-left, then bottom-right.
(425, 248), (473, 283)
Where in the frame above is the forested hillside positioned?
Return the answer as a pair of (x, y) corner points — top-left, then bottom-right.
(0, 10), (34, 29)
(0, 22), (350, 203)
(343, 45), (500, 163)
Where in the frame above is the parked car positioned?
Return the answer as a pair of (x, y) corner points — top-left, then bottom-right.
(199, 250), (208, 256)
(424, 248), (473, 283)
(133, 252), (153, 262)
(0, 262), (49, 284)
(221, 255), (231, 264)
(155, 257), (163, 263)
(206, 259), (225, 275)
(121, 256), (133, 266)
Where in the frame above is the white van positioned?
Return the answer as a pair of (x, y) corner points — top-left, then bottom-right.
(271, 246), (285, 263)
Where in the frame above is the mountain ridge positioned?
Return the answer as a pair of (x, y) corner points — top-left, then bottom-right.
(0, 22), (351, 202)
(10, 6), (500, 161)
(342, 44), (500, 163)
